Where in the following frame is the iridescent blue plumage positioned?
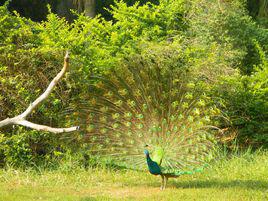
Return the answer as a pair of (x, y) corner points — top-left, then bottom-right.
(144, 149), (162, 175)
(144, 149), (206, 189)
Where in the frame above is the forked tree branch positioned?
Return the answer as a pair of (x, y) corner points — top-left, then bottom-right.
(0, 51), (79, 133)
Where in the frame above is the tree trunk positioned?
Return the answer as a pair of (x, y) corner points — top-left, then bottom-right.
(84, 0), (96, 17)
(258, 0), (268, 18)
(56, 0), (75, 21)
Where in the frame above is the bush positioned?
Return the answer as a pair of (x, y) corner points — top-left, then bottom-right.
(189, 0), (268, 75)
(213, 42), (268, 147)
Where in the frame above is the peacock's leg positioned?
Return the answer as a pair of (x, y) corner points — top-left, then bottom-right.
(160, 175), (164, 190)
(163, 176), (168, 190)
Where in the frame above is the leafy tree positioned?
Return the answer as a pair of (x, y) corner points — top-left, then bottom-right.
(213, 41), (268, 147)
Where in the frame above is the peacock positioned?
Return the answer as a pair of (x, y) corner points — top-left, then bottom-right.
(68, 56), (218, 189)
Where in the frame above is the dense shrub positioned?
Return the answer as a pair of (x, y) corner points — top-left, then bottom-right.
(188, 0), (268, 75)
(187, 1), (267, 148)
(213, 42), (268, 147)
(96, 0), (159, 21)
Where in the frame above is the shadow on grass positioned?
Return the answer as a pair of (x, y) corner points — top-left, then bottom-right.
(80, 196), (119, 201)
(169, 179), (268, 190)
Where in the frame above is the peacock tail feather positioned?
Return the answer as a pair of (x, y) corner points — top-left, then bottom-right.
(68, 58), (218, 173)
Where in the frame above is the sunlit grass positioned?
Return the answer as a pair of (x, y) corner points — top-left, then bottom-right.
(0, 151), (268, 201)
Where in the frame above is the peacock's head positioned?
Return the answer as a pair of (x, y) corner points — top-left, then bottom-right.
(144, 149), (150, 156)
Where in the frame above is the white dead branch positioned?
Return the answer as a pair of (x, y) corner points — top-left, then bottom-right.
(0, 51), (79, 133)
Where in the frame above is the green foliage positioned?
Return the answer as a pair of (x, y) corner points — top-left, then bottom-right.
(0, 129), (50, 167)
(189, 0), (268, 75)
(110, 0), (186, 41)
(0, 127), (84, 168)
(96, 0), (160, 21)
(213, 42), (268, 147)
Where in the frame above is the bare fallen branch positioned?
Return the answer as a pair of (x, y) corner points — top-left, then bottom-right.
(18, 120), (78, 133)
(0, 51), (79, 133)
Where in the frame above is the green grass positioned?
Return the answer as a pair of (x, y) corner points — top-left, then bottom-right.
(0, 151), (268, 201)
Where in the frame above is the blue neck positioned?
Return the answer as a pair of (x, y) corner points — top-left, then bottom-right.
(144, 150), (162, 175)
(146, 153), (152, 162)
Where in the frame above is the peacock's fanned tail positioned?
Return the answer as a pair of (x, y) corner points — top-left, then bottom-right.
(68, 61), (218, 173)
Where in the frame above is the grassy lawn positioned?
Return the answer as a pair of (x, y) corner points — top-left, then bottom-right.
(0, 151), (268, 201)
